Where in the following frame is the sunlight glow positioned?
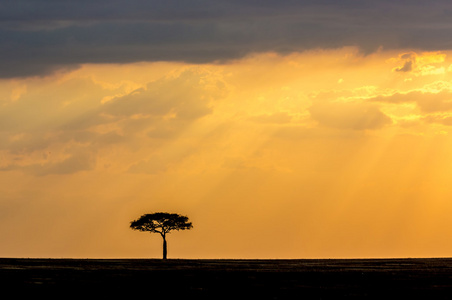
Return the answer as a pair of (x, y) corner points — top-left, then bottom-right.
(2, 48), (452, 258)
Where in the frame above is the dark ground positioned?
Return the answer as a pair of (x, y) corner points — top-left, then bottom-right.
(1, 258), (452, 299)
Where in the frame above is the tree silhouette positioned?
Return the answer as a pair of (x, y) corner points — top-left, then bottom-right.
(130, 212), (193, 259)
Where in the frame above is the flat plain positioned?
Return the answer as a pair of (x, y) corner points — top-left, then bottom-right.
(2, 258), (452, 299)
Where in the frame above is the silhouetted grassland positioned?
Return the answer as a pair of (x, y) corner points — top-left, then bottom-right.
(2, 258), (452, 299)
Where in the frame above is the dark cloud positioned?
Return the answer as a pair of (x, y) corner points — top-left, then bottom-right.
(2, 0), (452, 78)
(394, 53), (416, 72)
(395, 61), (413, 72)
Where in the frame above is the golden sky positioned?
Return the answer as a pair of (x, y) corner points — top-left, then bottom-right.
(2, 47), (452, 258)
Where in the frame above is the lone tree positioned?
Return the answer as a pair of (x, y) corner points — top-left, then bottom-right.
(130, 212), (193, 259)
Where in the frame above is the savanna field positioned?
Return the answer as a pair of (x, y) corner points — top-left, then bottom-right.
(2, 258), (452, 299)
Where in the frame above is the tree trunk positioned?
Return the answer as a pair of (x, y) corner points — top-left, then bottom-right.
(162, 235), (167, 259)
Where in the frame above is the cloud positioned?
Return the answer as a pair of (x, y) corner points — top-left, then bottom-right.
(1, 148), (96, 176)
(3, 0), (452, 78)
(371, 90), (452, 113)
(392, 51), (447, 75)
(309, 101), (392, 130)
(103, 70), (215, 121)
(423, 115), (452, 126)
(0, 67), (226, 175)
(393, 52), (416, 73)
(395, 60), (413, 73)
(31, 150), (96, 176)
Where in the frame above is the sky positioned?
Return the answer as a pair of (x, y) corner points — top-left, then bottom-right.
(2, 0), (452, 259)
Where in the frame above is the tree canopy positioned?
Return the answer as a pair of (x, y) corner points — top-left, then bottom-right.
(130, 212), (193, 259)
(130, 212), (193, 234)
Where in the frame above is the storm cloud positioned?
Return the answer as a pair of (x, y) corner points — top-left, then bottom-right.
(2, 0), (452, 78)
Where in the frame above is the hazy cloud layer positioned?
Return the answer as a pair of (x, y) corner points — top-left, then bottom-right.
(309, 101), (392, 130)
(2, 49), (452, 177)
(2, 0), (452, 78)
(0, 68), (225, 175)
(371, 90), (452, 113)
(3, 49), (452, 258)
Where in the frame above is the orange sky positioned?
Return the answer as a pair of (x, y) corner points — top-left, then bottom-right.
(2, 47), (452, 258)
